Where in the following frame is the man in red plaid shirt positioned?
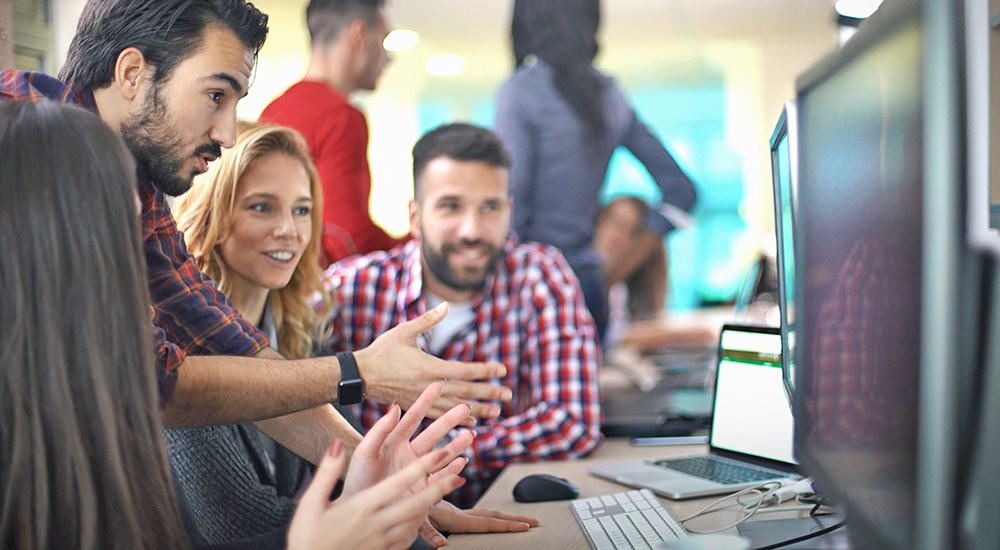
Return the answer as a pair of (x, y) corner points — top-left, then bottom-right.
(323, 124), (604, 503)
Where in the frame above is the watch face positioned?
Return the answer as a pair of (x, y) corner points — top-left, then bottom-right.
(338, 379), (365, 405)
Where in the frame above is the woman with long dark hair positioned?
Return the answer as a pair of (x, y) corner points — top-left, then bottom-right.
(0, 100), (472, 550)
(0, 99), (191, 550)
(495, 0), (698, 340)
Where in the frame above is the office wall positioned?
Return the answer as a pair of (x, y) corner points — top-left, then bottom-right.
(51, 0), (82, 73)
(1, 1), (12, 71)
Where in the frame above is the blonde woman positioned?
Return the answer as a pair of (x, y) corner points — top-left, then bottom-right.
(167, 122), (336, 544)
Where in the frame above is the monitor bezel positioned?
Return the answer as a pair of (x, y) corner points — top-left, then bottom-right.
(768, 99), (799, 407)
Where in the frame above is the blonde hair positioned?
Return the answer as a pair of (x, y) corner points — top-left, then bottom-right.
(174, 122), (331, 359)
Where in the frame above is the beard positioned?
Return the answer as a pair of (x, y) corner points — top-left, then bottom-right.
(119, 83), (221, 197)
(421, 237), (504, 293)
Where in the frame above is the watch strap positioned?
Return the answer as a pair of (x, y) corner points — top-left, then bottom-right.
(335, 351), (365, 405)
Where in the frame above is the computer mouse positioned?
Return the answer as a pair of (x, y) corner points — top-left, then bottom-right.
(656, 534), (751, 550)
(512, 474), (580, 502)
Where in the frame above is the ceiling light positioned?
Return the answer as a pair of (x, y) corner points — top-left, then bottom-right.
(425, 54), (466, 77)
(384, 29), (419, 52)
(834, 0), (884, 19)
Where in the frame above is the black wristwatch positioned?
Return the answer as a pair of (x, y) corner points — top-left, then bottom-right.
(336, 351), (365, 405)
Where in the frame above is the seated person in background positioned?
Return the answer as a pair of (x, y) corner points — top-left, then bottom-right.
(593, 197), (717, 351)
(171, 121), (537, 546)
(323, 123), (603, 505)
(0, 99), (471, 550)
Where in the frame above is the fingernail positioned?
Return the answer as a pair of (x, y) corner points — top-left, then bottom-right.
(435, 301), (448, 312)
(431, 534), (445, 545)
(328, 439), (342, 457)
(464, 403), (472, 412)
(389, 400), (397, 409)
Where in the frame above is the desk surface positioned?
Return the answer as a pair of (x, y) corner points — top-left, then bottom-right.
(445, 439), (810, 550)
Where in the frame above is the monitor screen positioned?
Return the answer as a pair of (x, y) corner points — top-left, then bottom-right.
(769, 100), (799, 402)
(710, 326), (796, 465)
(794, 4), (923, 547)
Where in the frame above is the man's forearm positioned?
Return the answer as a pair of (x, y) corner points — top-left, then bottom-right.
(254, 404), (362, 465)
(160, 348), (343, 427)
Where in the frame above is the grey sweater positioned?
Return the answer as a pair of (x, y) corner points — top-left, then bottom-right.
(165, 423), (307, 544)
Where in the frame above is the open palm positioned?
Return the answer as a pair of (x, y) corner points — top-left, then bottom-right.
(342, 382), (475, 499)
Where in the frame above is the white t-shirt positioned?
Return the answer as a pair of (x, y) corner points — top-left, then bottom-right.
(424, 292), (476, 354)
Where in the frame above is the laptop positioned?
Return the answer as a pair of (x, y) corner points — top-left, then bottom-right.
(590, 324), (800, 499)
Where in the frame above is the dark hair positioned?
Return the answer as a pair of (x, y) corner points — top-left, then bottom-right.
(306, 0), (384, 46)
(411, 123), (511, 199)
(511, 0), (606, 136)
(59, 0), (269, 92)
(0, 100), (190, 550)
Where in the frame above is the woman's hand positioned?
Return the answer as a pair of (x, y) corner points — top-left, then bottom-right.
(286, 439), (466, 550)
(341, 381), (475, 499)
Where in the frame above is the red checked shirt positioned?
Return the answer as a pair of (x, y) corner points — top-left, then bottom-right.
(322, 237), (603, 502)
(1, 70), (270, 406)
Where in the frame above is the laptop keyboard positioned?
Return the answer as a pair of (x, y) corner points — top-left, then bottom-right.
(652, 455), (784, 485)
(571, 489), (687, 550)
(657, 366), (714, 390)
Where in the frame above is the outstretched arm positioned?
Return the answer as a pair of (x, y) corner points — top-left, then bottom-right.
(622, 110), (697, 235)
(161, 303), (510, 430)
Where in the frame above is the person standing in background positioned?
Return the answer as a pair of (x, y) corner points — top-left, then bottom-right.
(494, 0), (697, 343)
(260, 0), (405, 267)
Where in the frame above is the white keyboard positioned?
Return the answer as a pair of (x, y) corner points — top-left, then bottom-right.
(571, 489), (688, 550)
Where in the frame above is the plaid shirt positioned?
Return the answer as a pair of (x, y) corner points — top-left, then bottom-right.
(1, 70), (270, 405)
(323, 237), (603, 502)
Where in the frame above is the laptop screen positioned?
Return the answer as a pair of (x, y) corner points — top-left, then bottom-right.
(709, 326), (797, 465)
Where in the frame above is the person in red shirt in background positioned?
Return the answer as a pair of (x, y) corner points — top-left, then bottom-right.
(260, 0), (405, 267)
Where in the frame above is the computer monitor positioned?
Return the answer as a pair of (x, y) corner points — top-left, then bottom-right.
(793, 0), (981, 548)
(769, 100), (798, 403)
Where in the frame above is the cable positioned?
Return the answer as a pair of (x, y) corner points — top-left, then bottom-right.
(679, 478), (829, 535)
(679, 482), (785, 534)
(748, 497), (846, 550)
